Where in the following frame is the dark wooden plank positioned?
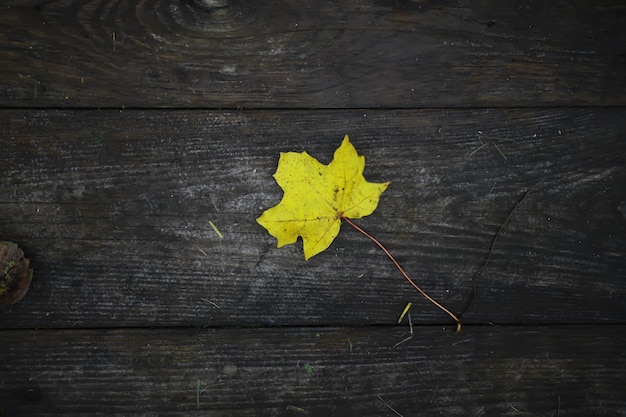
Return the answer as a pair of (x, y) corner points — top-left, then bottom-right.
(0, 325), (624, 416)
(1, 0), (624, 108)
(1, 108), (624, 328)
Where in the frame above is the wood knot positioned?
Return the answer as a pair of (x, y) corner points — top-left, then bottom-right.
(166, 0), (256, 34)
(190, 0), (230, 12)
(0, 241), (33, 305)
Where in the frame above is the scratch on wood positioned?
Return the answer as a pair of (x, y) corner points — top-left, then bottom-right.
(458, 189), (531, 317)
(254, 246), (271, 268)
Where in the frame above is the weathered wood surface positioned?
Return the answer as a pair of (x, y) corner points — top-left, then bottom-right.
(1, 109), (624, 329)
(1, 326), (624, 416)
(1, 0), (625, 108)
(1, 1), (625, 415)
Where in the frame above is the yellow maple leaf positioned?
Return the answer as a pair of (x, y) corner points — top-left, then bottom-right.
(257, 135), (462, 331)
(257, 135), (389, 260)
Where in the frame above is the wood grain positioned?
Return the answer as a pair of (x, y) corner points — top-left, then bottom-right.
(0, 326), (624, 416)
(1, 108), (624, 328)
(1, 3), (624, 416)
(0, 0), (624, 108)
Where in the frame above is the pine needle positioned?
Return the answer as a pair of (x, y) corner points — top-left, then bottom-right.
(208, 220), (224, 238)
(196, 379), (200, 409)
(397, 302), (412, 324)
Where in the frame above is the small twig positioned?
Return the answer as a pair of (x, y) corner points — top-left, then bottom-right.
(393, 336), (413, 349)
(468, 136), (509, 160)
(490, 140), (508, 160)
(209, 193), (219, 212)
(200, 298), (222, 309)
(28, 371), (49, 381)
(393, 312), (414, 348)
(452, 338), (472, 346)
(408, 313), (413, 335)
(376, 394), (404, 417)
(342, 216), (461, 332)
(468, 142), (488, 158)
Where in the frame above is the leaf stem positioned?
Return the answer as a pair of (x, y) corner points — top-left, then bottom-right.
(341, 216), (462, 333)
